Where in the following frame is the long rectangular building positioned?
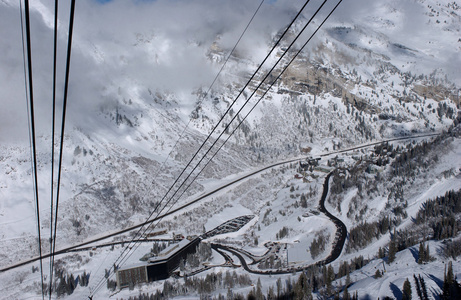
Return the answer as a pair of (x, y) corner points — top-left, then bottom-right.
(116, 262), (149, 289)
(116, 237), (200, 289)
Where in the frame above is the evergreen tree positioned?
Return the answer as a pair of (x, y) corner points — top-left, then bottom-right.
(418, 242), (432, 264)
(276, 277), (282, 298)
(352, 291), (359, 300)
(342, 286), (351, 300)
(388, 239), (397, 264)
(326, 265), (335, 296)
(66, 273), (75, 295)
(418, 275), (429, 300)
(224, 271), (233, 288)
(402, 278), (412, 300)
(267, 286), (275, 300)
(226, 287), (233, 300)
(294, 272), (305, 299)
(446, 261), (454, 285)
(442, 263), (451, 299)
(414, 274), (423, 300)
(247, 289), (256, 300)
(442, 261), (461, 299)
(322, 265), (328, 287)
(346, 269), (351, 287)
(79, 270), (89, 287)
(82, 271), (87, 286)
(418, 242), (426, 264)
(300, 194), (308, 208)
(255, 278), (263, 300)
(311, 273), (318, 292)
(285, 277), (293, 296)
(56, 275), (67, 297)
(294, 272), (312, 300)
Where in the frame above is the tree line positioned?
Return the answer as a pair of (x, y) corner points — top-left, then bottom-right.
(414, 189), (461, 240)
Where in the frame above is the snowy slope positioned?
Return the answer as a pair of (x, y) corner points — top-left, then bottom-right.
(0, 0), (460, 298)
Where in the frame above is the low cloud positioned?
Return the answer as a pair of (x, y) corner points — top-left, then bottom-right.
(0, 0), (301, 142)
(1, 0), (459, 143)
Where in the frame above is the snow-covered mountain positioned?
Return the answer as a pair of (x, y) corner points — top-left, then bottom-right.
(0, 0), (460, 298)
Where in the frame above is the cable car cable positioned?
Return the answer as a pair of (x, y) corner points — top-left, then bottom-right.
(48, 1), (59, 298)
(116, 0), (331, 271)
(89, 0), (320, 295)
(86, 1), (266, 291)
(50, 0), (76, 297)
(127, 0), (265, 227)
(23, 0), (45, 298)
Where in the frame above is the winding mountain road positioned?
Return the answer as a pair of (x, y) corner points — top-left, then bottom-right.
(211, 171), (347, 275)
(0, 133), (438, 273)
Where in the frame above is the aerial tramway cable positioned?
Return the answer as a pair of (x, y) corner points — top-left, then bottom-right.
(125, 0), (346, 283)
(89, 0), (318, 293)
(115, 0), (332, 272)
(127, 0), (266, 223)
(48, 0), (59, 298)
(22, 0), (45, 298)
(89, 0), (319, 295)
(197, 0), (346, 198)
(118, 1), (345, 280)
(87, 0), (266, 290)
(50, 0), (76, 296)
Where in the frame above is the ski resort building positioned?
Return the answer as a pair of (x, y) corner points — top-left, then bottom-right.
(116, 262), (149, 289)
(116, 237), (200, 289)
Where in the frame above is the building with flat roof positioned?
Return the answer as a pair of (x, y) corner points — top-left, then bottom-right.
(116, 237), (200, 289)
(116, 262), (149, 289)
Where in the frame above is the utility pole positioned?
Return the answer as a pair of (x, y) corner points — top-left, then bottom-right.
(286, 243), (289, 268)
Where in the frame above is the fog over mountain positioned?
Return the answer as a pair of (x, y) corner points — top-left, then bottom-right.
(0, 0), (460, 299)
(1, 0), (459, 141)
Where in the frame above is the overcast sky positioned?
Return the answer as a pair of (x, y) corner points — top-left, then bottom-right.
(0, 0), (459, 144)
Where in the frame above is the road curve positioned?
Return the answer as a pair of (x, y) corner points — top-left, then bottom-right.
(212, 171), (347, 275)
(1, 133), (437, 272)
(315, 172), (347, 265)
(0, 157), (306, 272)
